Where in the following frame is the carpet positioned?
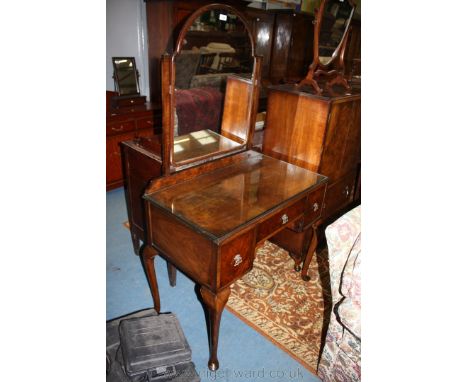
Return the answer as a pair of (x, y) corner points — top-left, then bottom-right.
(226, 241), (332, 374)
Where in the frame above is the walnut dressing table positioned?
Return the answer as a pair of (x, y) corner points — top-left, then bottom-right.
(121, 4), (328, 371)
(141, 150), (327, 370)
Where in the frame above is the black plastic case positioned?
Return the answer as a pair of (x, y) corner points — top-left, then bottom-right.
(119, 313), (198, 382)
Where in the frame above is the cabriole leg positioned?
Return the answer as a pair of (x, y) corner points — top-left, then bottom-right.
(200, 286), (231, 371)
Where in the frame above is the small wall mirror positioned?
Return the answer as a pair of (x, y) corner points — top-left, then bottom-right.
(299, 0), (355, 93)
(112, 57), (140, 96)
(161, 4), (260, 174)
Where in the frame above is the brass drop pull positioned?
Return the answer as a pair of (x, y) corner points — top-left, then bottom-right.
(281, 214), (289, 225)
(313, 202), (319, 212)
(233, 254), (243, 267)
(344, 186), (350, 198)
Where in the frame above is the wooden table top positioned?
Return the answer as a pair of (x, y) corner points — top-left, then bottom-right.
(145, 152), (327, 240)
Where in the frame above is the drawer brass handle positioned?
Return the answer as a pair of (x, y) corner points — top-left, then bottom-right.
(233, 254), (243, 267)
(130, 100), (134, 103)
(313, 202), (319, 212)
(112, 125), (124, 132)
(344, 186), (350, 198)
(281, 214), (289, 225)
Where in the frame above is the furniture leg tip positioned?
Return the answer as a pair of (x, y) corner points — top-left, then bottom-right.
(208, 360), (219, 371)
(301, 275), (311, 282)
(294, 265), (301, 272)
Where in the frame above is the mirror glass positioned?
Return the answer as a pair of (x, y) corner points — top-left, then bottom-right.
(172, 7), (254, 167)
(318, 0), (354, 65)
(112, 57), (140, 96)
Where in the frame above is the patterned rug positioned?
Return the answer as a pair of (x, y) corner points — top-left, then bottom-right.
(226, 241), (332, 374)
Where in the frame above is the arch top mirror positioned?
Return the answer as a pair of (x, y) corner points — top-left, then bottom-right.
(161, 4), (260, 174)
(299, 0), (355, 94)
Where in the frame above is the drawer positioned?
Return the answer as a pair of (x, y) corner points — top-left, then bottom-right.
(107, 120), (135, 136)
(292, 185), (326, 232)
(136, 117), (154, 130)
(257, 197), (306, 242)
(219, 229), (255, 287)
(321, 171), (356, 220)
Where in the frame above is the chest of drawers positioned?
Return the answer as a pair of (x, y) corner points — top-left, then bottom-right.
(262, 84), (360, 280)
(106, 96), (162, 190)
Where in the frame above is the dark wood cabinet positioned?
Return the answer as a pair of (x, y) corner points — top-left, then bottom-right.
(106, 92), (162, 190)
(145, 0), (316, 103)
(287, 12), (314, 79)
(245, 8), (275, 79)
(262, 84), (360, 278)
(268, 11), (314, 83)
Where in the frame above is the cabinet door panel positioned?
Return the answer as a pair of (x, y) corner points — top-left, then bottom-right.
(263, 90), (328, 172)
(246, 10), (275, 78)
(321, 171), (356, 220)
(270, 13), (293, 81)
(341, 101), (361, 176)
(318, 101), (354, 182)
(287, 14), (314, 79)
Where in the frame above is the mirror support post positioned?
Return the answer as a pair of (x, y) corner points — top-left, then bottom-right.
(161, 54), (173, 175)
(247, 55), (263, 150)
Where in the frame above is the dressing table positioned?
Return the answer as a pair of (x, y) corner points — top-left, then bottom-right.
(120, 4), (328, 370)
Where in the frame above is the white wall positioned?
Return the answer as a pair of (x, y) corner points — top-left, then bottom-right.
(106, 0), (149, 99)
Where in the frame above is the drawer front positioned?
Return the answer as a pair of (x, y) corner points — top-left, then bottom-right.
(219, 229), (255, 287)
(116, 97), (146, 108)
(257, 197), (306, 242)
(107, 120), (134, 136)
(322, 171), (356, 220)
(292, 185), (326, 231)
(136, 117), (154, 130)
(304, 185), (326, 227)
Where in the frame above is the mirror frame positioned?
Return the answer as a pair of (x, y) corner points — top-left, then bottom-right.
(160, 3), (262, 175)
(299, 0), (355, 94)
(112, 57), (141, 96)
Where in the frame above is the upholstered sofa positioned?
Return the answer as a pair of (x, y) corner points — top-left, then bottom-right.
(318, 205), (361, 382)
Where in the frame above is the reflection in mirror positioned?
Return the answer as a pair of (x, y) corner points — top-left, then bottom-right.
(171, 6), (255, 169)
(173, 129), (243, 165)
(318, 0), (354, 65)
(112, 57), (140, 95)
